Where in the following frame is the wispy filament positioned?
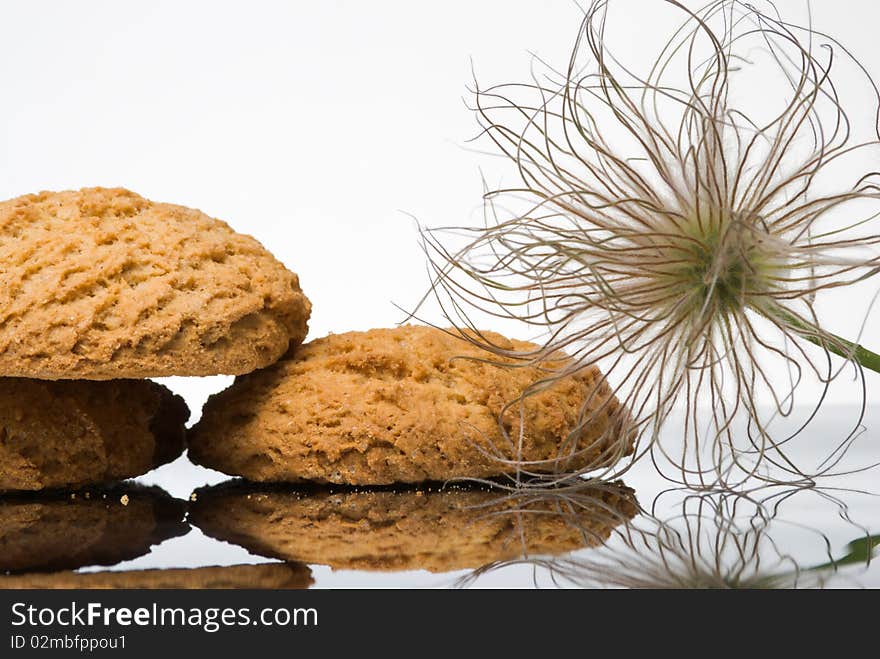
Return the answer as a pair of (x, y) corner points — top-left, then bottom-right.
(418, 0), (880, 487)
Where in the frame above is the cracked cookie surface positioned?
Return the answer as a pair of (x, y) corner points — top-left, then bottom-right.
(0, 378), (188, 491)
(189, 325), (633, 484)
(0, 187), (311, 379)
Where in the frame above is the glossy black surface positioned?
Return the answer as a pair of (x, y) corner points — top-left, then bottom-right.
(2, 404), (878, 588)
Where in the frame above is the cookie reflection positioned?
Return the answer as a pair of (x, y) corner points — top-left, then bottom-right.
(0, 483), (188, 574)
(190, 481), (637, 573)
(0, 563), (312, 589)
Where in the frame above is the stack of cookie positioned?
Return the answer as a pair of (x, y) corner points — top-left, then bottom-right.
(0, 187), (311, 492)
(0, 187), (637, 585)
(0, 187), (631, 492)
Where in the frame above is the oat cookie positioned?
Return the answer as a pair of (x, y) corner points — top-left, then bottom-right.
(190, 482), (637, 572)
(189, 326), (632, 484)
(0, 563), (312, 589)
(0, 187), (311, 379)
(0, 484), (188, 573)
(0, 378), (188, 491)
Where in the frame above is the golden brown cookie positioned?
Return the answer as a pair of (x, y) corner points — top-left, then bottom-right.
(0, 484), (188, 573)
(0, 378), (188, 491)
(189, 326), (632, 484)
(190, 482), (638, 573)
(0, 563), (312, 589)
(0, 188), (311, 379)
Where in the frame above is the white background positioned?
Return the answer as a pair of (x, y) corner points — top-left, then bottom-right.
(2, 0), (879, 585)
(2, 1), (880, 410)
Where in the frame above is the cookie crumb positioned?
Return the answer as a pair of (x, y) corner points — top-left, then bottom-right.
(120, 495), (130, 506)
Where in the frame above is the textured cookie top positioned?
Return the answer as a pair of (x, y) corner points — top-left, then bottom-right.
(190, 482), (638, 572)
(189, 325), (633, 484)
(0, 188), (311, 379)
(0, 378), (189, 491)
(0, 563), (313, 590)
(0, 484), (188, 573)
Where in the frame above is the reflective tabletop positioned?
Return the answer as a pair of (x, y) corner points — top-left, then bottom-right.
(2, 404), (878, 588)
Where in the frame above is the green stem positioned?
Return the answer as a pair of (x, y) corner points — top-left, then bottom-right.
(768, 308), (880, 375)
(819, 333), (880, 375)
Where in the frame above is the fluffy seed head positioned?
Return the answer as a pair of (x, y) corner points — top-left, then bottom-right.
(418, 0), (880, 487)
